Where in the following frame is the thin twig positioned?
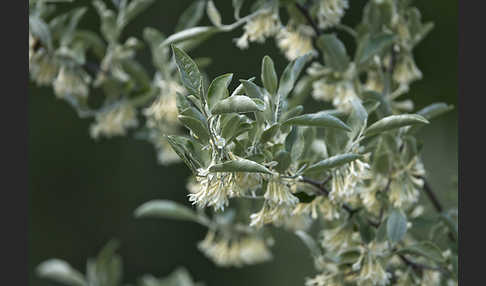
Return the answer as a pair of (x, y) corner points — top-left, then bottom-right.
(398, 254), (450, 277)
(294, 3), (322, 36)
(421, 178), (443, 213)
(300, 176), (359, 217)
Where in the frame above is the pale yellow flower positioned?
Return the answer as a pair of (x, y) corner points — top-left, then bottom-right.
(198, 231), (272, 267)
(53, 67), (90, 98)
(393, 55), (422, 87)
(317, 0), (349, 28)
(277, 25), (316, 60)
(90, 102), (138, 139)
(235, 12), (280, 49)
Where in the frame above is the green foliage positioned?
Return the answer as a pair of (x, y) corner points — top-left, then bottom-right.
(30, 0), (457, 285)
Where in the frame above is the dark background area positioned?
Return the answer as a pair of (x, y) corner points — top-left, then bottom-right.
(28, 1), (457, 285)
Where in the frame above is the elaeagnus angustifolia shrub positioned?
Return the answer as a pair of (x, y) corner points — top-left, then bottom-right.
(30, 0), (457, 285)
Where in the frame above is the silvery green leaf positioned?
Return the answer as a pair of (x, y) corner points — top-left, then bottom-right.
(176, 92), (193, 113)
(118, 0), (155, 28)
(260, 123), (279, 143)
(280, 105), (304, 125)
(178, 115), (210, 143)
(121, 59), (151, 90)
(375, 220), (387, 242)
(221, 114), (241, 140)
(37, 259), (87, 286)
(229, 77), (254, 97)
(86, 240), (122, 286)
(356, 32), (396, 65)
(317, 34), (350, 72)
(407, 7), (434, 46)
(417, 102), (454, 120)
(206, 0), (222, 27)
(162, 26), (220, 47)
(211, 95), (265, 114)
(347, 97), (368, 140)
(364, 114), (429, 137)
(338, 249), (363, 265)
(134, 200), (202, 223)
(295, 230), (321, 258)
(372, 137), (392, 175)
(180, 106), (206, 123)
(29, 16), (52, 50)
(304, 153), (361, 174)
(283, 112), (352, 132)
(175, 0), (206, 32)
(285, 126), (298, 153)
(72, 30), (106, 59)
(302, 126), (316, 158)
(60, 7), (88, 45)
(209, 158), (272, 174)
(387, 208), (407, 244)
(232, 0), (245, 19)
(288, 75), (314, 107)
(166, 135), (202, 173)
(93, 1), (119, 42)
(140, 267), (198, 286)
(274, 150), (291, 173)
(172, 45), (202, 95)
(208, 73), (233, 108)
(397, 241), (445, 263)
(240, 79), (264, 99)
(278, 53), (312, 99)
(363, 0), (394, 34)
(261, 55), (278, 95)
(355, 215), (375, 244)
(288, 128), (305, 161)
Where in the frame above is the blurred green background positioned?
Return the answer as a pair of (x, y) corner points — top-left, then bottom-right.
(28, 1), (457, 285)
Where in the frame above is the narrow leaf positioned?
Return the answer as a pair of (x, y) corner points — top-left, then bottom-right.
(387, 209), (407, 244)
(305, 153), (361, 174)
(134, 200), (202, 223)
(397, 241), (445, 263)
(163, 26), (220, 47)
(206, 0), (222, 27)
(283, 112), (352, 131)
(364, 114), (429, 137)
(317, 34), (350, 72)
(175, 0), (206, 32)
(262, 55), (278, 94)
(295, 230), (321, 258)
(212, 95), (264, 114)
(232, 0), (245, 19)
(417, 102), (454, 120)
(208, 73), (233, 108)
(240, 79), (264, 99)
(356, 32), (396, 65)
(209, 158), (272, 174)
(172, 45), (202, 95)
(278, 53), (312, 98)
(37, 259), (87, 286)
(178, 115), (210, 143)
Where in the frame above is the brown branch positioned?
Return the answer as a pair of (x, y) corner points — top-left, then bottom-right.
(300, 176), (360, 217)
(294, 3), (323, 36)
(398, 254), (450, 277)
(421, 178), (443, 213)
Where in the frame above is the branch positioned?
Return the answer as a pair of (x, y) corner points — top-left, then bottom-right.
(398, 254), (450, 277)
(421, 178), (443, 213)
(300, 176), (360, 217)
(294, 3), (322, 36)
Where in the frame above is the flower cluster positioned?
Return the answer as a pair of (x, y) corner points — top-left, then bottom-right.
(198, 231), (272, 267)
(31, 1), (457, 285)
